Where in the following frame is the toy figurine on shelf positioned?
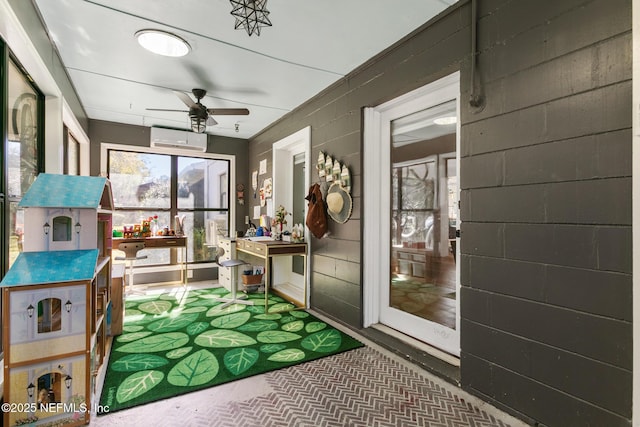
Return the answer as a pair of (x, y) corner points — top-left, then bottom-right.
(141, 218), (151, 237)
(123, 225), (133, 238)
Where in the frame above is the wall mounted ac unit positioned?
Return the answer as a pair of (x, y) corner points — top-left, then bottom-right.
(150, 127), (208, 152)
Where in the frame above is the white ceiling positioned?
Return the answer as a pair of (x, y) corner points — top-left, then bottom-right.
(33, 0), (456, 139)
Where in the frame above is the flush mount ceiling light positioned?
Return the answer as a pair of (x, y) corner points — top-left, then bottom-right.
(135, 29), (190, 57)
(230, 0), (272, 36)
(433, 116), (457, 125)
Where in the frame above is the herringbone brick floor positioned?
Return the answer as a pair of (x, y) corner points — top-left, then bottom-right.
(92, 338), (526, 426)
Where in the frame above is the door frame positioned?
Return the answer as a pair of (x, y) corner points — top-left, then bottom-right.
(272, 126), (311, 307)
(363, 72), (461, 358)
(631, 1), (639, 424)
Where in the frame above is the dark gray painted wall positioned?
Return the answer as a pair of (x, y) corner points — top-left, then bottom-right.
(247, 0), (632, 426)
(460, 0), (631, 426)
(250, 2), (470, 329)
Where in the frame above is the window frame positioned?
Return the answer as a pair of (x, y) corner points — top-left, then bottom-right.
(63, 125), (80, 175)
(101, 143), (236, 266)
(1, 48), (46, 359)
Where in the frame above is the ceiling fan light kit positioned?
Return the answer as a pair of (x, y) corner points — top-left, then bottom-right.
(135, 29), (191, 57)
(147, 88), (249, 134)
(191, 117), (207, 133)
(230, 0), (272, 36)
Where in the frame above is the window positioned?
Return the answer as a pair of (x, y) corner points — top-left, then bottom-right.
(2, 50), (45, 358)
(38, 298), (62, 333)
(63, 126), (80, 175)
(52, 216), (72, 241)
(108, 149), (230, 264)
(219, 172), (228, 208)
(37, 372), (62, 407)
(8, 56), (43, 267)
(392, 157), (437, 249)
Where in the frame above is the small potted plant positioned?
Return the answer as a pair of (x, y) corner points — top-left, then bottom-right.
(271, 205), (290, 240)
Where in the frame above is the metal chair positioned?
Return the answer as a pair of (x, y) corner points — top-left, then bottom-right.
(115, 242), (147, 295)
(213, 247), (254, 308)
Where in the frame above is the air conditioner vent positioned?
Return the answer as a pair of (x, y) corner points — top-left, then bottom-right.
(150, 127), (207, 152)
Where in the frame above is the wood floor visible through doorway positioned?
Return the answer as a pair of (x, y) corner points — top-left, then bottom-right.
(391, 253), (457, 329)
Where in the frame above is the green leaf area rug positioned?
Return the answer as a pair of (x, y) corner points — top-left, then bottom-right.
(98, 287), (362, 414)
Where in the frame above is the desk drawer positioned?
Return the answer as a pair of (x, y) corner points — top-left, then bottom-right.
(218, 268), (229, 283)
(240, 241), (264, 255)
(251, 242), (266, 256)
(237, 239), (266, 257)
(144, 237), (186, 248)
(412, 254), (426, 263)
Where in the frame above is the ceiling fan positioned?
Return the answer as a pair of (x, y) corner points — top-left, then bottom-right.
(147, 88), (249, 133)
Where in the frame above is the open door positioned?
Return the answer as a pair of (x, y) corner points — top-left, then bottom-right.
(364, 73), (461, 358)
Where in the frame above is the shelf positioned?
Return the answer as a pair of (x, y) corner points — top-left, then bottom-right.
(94, 313), (105, 332)
(96, 256), (110, 273)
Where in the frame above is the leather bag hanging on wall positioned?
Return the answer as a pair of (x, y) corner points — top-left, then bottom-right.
(305, 183), (328, 239)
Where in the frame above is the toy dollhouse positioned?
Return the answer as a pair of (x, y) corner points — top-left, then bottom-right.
(1, 173), (114, 427)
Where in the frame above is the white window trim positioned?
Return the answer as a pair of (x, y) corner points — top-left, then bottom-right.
(99, 142), (236, 242)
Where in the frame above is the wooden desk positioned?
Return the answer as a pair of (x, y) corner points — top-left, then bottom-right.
(235, 238), (307, 312)
(113, 236), (187, 285)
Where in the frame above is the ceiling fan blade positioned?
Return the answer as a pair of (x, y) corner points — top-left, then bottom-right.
(146, 108), (189, 112)
(206, 108), (250, 116)
(173, 90), (196, 108)
(206, 116), (218, 126)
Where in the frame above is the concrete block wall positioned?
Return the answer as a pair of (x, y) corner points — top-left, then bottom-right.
(248, 0), (632, 425)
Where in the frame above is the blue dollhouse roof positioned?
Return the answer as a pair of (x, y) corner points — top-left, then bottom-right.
(18, 173), (111, 209)
(0, 249), (99, 287)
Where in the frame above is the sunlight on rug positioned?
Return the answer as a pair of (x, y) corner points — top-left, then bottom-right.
(98, 287), (363, 414)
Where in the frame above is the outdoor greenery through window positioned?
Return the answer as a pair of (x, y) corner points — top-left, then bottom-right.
(108, 150), (230, 264)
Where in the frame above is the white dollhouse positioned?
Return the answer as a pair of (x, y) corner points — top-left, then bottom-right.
(1, 174), (114, 427)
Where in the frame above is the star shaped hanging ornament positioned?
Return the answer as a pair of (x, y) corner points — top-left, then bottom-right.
(230, 0), (272, 36)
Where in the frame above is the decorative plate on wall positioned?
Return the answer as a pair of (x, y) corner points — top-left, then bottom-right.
(317, 151), (326, 178)
(325, 155), (333, 181)
(332, 160), (341, 182)
(341, 165), (351, 193)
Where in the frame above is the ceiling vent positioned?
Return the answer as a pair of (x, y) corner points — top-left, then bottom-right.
(150, 127), (207, 152)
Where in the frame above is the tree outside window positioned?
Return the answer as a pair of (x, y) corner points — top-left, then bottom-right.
(108, 150), (230, 264)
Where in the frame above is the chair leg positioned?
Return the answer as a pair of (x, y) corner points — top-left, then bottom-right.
(125, 260), (145, 296)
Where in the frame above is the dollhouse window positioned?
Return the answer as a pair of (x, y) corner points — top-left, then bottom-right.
(52, 216), (72, 241)
(37, 372), (61, 407)
(38, 298), (62, 333)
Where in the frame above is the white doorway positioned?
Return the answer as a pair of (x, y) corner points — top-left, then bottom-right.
(272, 126), (311, 307)
(363, 72), (461, 359)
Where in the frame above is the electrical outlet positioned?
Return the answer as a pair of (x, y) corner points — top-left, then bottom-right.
(187, 269), (193, 279)
(245, 216), (249, 224)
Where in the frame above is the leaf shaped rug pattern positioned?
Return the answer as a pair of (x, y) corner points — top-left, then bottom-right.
(98, 287), (363, 414)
